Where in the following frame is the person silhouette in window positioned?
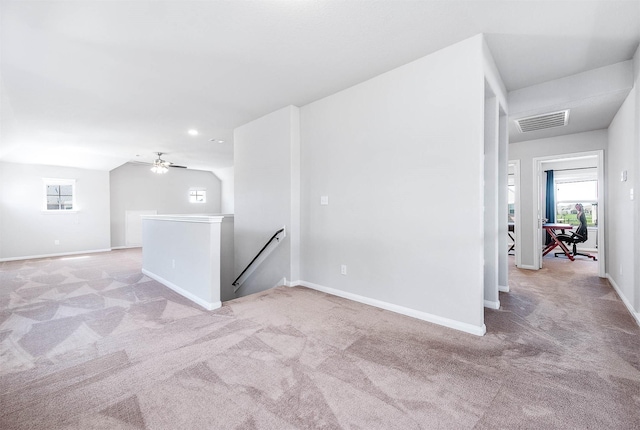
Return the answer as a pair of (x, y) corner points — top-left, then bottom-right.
(555, 202), (596, 261)
(573, 203), (587, 240)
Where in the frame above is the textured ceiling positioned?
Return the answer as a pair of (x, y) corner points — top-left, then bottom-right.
(1, 1), (639, 172)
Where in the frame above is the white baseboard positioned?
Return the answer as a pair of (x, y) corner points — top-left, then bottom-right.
(288, 280), (486, 336)
(0, 248), (112, 262)
(499, 285), (510, 293)
(111, 245), (141, 250)
(606, 274), (640, 327)
(484, 300), (500, 310)
(142, 268), (221, 311)
(518, 264), (538, 270)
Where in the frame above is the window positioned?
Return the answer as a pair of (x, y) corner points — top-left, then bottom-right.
(555, 175), (598, 227)
(508, 174), (515, 221)
(189, 188), (206, 203)
(43, 179), (76, 211)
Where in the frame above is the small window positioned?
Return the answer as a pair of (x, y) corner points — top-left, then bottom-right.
(43, 179), (76, 211)
(189, 188), (206, 203)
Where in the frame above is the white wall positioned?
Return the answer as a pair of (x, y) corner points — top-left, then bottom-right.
(213, 166), (235, 214)
(635, 46), (640, 315)
(484, 92), (500, 308)
(299, 35), (486, 332)
(0, 161), (110, 259)
(234, 105), (299, 296)
(141, 215), (234, 308)
(498, 110), (509, 290)
(0, 169), (3, 255)
(109, 163), (222, 248)
(636, 45), (640, 315)
(482, 37), (510, 307)
(509, 130), (608, 268)
(607, 43), (640, 319)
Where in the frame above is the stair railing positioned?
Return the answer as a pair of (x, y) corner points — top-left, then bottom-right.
(233, 227), (286, 292)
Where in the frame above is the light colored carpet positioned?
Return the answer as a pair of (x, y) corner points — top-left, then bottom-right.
(1, 249), (639, 429)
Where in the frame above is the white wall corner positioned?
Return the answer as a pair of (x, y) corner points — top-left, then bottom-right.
(484, 300), (500, 310)
(0, 248), (112, 262)
(142, 268), (222, 311)
(111, 245), (142, 251)
(212, 166), (235, 214)
(289, 105), (302, 282)
(481, 34), (508, 111)
(298, 280), (486, 336)
(607, 274), (640, 327)
(233, 105), (297, 296)
(498, 285), (510, 293)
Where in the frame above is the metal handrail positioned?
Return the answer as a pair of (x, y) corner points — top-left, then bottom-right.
(232, 228), (285, 287)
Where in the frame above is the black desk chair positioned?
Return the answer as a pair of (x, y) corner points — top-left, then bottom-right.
(555, 221), (597, 261)
(508, 222), (515, 255)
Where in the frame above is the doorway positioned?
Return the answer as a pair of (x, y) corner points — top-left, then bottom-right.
(507, 160), (522, 272)
(533, 151), (605, 277)
(483, 84), (508, 310)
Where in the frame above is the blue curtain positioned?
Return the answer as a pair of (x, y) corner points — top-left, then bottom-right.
(545, 170), (555, 245)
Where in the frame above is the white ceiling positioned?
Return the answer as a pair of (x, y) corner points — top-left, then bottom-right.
(1, 1), (639, 172)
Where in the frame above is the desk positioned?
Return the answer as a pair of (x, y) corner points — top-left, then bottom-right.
(508, 222), (515, 255)
(542, 223), (574, 261)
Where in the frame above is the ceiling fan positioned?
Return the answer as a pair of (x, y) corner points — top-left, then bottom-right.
(147, 152), (187, 174)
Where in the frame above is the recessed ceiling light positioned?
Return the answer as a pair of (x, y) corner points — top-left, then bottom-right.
(188, 129), (199, 136)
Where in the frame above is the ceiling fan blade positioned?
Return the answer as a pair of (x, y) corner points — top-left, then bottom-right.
(130, 160), (153, 166)
(129, 154), (187, 170)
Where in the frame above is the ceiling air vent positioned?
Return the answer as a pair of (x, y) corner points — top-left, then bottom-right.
(515, 110), (569, 133)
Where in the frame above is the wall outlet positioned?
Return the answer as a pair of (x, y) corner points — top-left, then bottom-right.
(340, 264), (347, 275)
(54, 240), (60, 245)
(172, 259), (176, 269)
(320, 196), (329, 205)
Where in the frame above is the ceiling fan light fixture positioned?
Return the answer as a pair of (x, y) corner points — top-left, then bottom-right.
(151, 162), (169, 174)
(146, 152), (186, 172)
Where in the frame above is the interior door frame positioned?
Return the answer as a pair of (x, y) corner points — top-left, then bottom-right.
(508, 159), (522, 270)
(533, 150), (605, 277)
